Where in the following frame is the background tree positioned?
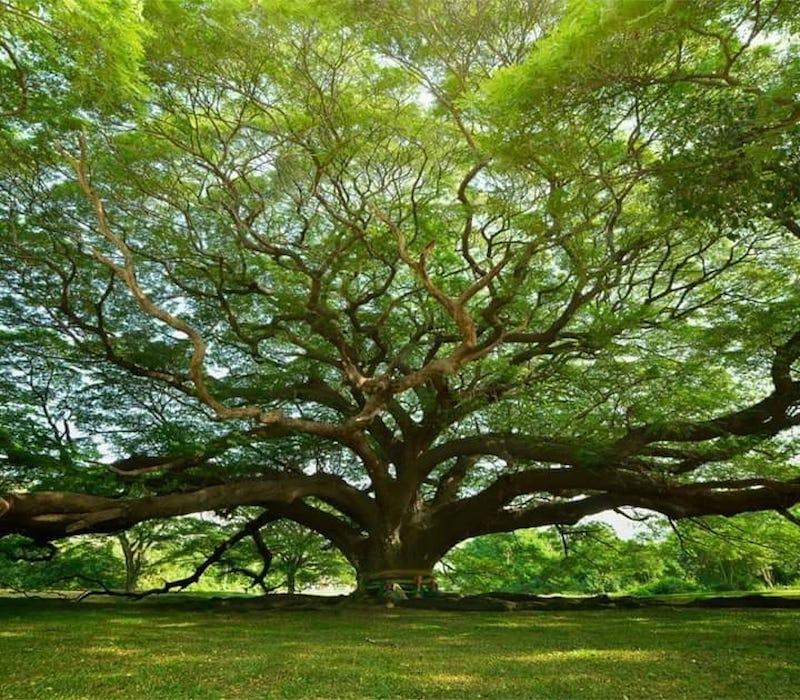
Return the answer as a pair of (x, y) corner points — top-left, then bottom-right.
(664, 513), (800, 591)
(0, 0), (799, 587)
(0, 534), (122, 592)
(114, 520), (208, 593)
(255, 520), (351, 594)
(161, 512), (353, 594)
(441, 529), (564, 594)
(442, 514), (800, 595)
(442, 523), (670, 595)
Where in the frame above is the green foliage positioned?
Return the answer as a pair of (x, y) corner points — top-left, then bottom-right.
(442, 528), (563, 593)
(130, 514), (353, 594)
(1, 0), (796, 466)
(667, 513), (800, 591)
(0, 513), (353, 594)
(444, 514), (800, 595)
(256, 520), (352, 593)
(0, 534), (123, 590)
(443, 523), (672, 595)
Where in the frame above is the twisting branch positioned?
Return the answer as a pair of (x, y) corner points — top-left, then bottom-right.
(60, 135), (378, 449)
(75, 510), (279, 601)
(63, 135), (273, 424)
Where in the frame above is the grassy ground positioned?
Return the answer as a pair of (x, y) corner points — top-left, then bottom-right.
(1, 597), (798, 699)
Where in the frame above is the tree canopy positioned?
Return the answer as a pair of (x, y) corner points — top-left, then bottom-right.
(1, 0), (799, 582)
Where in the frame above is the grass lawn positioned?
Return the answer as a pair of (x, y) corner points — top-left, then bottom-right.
(0, 597), (798, 699)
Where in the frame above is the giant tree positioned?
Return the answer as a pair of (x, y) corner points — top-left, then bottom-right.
(1, 0), (799, 587)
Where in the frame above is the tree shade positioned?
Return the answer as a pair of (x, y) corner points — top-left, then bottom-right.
(0, 0), (799, 582)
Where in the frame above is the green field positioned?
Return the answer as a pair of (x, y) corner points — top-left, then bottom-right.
(1, 598), (798, 698)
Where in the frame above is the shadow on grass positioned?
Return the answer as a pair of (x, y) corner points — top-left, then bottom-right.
(1, 597), (799, 698)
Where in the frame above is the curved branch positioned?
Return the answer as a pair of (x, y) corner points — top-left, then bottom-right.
(418, 434), (584, 476)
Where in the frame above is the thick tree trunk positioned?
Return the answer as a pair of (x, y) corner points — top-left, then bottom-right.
(351, 528), (450, 594)
(356, 542), (440, 576)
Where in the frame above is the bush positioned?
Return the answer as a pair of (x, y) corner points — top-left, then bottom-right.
(630, 576), (702, 596)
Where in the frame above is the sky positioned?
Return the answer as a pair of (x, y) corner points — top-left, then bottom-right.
(590, 509), (652, 540)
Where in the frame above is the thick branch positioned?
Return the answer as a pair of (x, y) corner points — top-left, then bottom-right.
(0, 475), (375, 541)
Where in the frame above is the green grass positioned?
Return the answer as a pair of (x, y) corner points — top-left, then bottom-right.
(1, 597), (798, 699)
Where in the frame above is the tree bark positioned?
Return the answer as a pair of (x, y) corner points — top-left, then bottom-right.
(117, 532), (139, 593)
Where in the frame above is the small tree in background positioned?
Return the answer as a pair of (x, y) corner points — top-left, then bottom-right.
(442, 514), (800, 596)
(260, 521), (352, 594)
(664, 514), (800, 591)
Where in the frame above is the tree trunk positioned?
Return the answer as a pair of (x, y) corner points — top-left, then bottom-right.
(118, 533), (139, 593)
(352, 529), (448, 594)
